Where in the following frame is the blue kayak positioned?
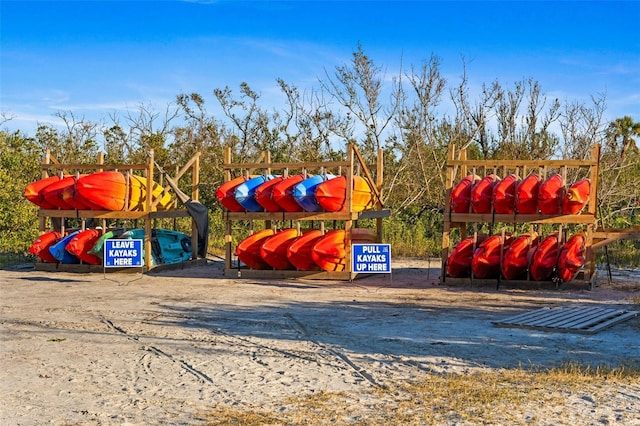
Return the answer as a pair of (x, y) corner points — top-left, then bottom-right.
(234, 175), (276, 212)
(292, 174), (336, 212)
(49, 230), (81, 264)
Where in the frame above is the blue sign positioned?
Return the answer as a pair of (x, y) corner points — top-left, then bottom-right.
(104, 239), (143, 267)
(352, 243), (391, 273)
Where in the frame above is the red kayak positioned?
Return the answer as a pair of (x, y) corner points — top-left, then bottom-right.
(471, 234), (512, 279)
(216, 176), (253, 212)
(530, 233), (560, 281)
(492, 174), (518, 214)
(538, 174), (563, 215)
(450, 174), (480, 213)
(314, 175), (375, 212)
(287, 230), (324, 271)
(24, 175), (63, 209)
(311, 228), (377, 272)
(259, 228), (300, 270)
(515, 173), (541, 214)
(557, 232), (586, 282)
(236, 229), (276, 269)
(254, 176), (285, 212)
(272, 174), (308, 212)
(28, 231), (63, 263)
(501, 233), (539, 280)
(562, 179), (590, 214)
(65, 228), (103, 265)
(471, 174), (499, 214)
(446, 235), (487, 278)
(41, 176), (78, 210)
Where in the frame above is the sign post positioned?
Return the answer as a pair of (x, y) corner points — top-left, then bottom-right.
(352, 243), (392, 274)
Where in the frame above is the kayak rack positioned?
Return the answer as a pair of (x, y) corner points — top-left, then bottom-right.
(220, 143), (390, 280)
(33, 149), (205, 273)
(440, 144), (601, 289)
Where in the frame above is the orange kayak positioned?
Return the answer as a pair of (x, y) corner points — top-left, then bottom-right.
(65, 228), (103, 265)
(76, 171), (129, 211)
(446, 235), (487, 278)
(501, 233), (539, 280)
(236, 229), (276, 269)
(216, 176), (252, 212)
(315, 175), (375, 212)
(254, 176), (286, 212)
(259, 228), (300, 270)
(311, 228), (377, 272)
(287, 230), (324, 271)
(471, 174), (499, 214)
(538, 174), (563, 215)
(530, 233), (560, 281)
(28, 231), (63, 263)
(60, 177), (103, 210)
(450, 174), (480, 213)
(24, 175), (63, 209)
(562, 179), (590, 214)
(557, 232), (586, 282)
(272, 174), (307, 212)
(471, 234), (512, 279)
(515, 173), (541, 214)
(492, 174), (518, 214)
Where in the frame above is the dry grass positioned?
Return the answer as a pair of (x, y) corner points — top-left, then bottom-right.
(201, 363), (640, 425)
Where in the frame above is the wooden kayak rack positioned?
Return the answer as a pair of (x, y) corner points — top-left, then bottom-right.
(441, 144), (601, 289)
(33, 149), (205, 272)
(221, 143), (390, 280)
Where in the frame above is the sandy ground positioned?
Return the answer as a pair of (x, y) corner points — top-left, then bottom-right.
(0, 258), (639, 425)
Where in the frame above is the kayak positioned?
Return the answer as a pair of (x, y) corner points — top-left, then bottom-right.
(293, 174), (337, 212)
(234, 175), (276, 212)
(216, 176), (253, 212)
(24, 175), (63, 209)
(538, 174), (563, 215)
(446, 235), (487, 278)
(450, 174), (480, 213)
(515, 173), (541, 214)
(471, 234), (512, 279)
(259, 228), (300, 270)
(28, 230), (63, 263)
(272, 174), (308, 212)
(236, 229), (276, 269)
(492, 174), (518, 214)
(311, 228), (377, 272)
(557, 232), (586, 282)
(118, 228), (193, 265)
(65, 228), (103, 265)
(314, 175), (375, 212)
(76, 172), (171, 211)
(501, 233), (539, 280)
(562, 179), (590, 214)
(471, 174), (499, 214)
(41, 176), (77, 210)
(48, 230), (82, 264)
(254, 176), (286, 212)
(286, 229), (324, 271)
(529, 233), (560, 281)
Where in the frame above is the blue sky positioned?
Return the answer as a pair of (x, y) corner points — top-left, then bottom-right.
(1, 0), (639, 136)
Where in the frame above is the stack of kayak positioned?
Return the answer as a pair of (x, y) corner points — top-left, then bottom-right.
(446, 231), (586, 283)
(24, 171), (173, 211)
(216, 174), (376, 213)
(450, 173), (590, 215)
(236, 228), (377, 272)
(28, 228), (192, 266)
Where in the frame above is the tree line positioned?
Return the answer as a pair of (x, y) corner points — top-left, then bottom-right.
(1, 45), (639, 265)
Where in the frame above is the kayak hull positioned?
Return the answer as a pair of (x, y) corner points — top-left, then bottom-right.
(450, 174), (480, 213)
(558, 232), (586, 282)
(311, 228), (377, 272)
(236, 229), (276, 269)
(515, 173), (541, 214)
(260, 228), (300, 270)
(315, 175), (374, 212)
(287, 230), (324, 271)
